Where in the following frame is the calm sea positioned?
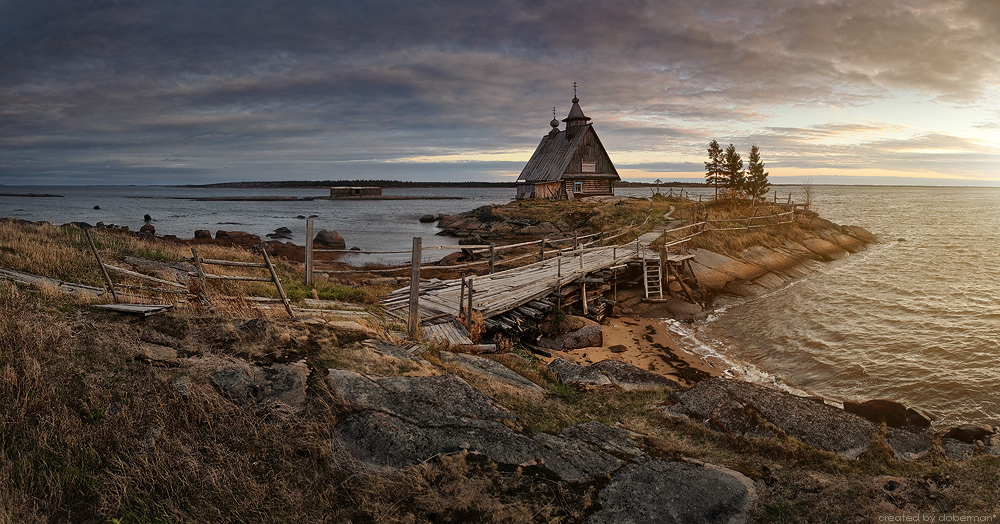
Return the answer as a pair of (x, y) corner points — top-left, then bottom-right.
(2, 184), (996, 425)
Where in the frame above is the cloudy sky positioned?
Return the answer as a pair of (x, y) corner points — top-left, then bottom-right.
(3, 0), (1000, 186)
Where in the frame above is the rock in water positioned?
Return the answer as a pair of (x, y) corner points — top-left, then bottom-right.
(144, 214), (152, 222)
(314, 229), (346, 249)
(194, 229), (212, 239)
(419, 214), (436, 223)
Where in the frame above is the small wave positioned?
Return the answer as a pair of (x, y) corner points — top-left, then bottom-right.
(664, 319), (814, 398)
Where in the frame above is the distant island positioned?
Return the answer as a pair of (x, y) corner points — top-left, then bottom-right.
(176, 179), (706, 189)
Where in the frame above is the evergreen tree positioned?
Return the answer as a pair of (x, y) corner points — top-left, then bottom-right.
(704, 140), (725, 199)
(723, 143), (744, 195)
(745, 144), (770, 203)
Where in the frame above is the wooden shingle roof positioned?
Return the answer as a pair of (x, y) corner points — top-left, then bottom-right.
(516, 125), (593, 183)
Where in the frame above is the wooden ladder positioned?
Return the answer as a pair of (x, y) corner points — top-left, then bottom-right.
(641, 255), (663, 299)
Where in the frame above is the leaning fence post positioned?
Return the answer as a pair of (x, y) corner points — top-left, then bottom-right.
(407, 237), (421, 338)
(190, 247), (212, 306)
(305, 219), (314, 286)
(489, 242), (495, 274)
(539, 238), (546, 262)
(85, 228), (119, 304)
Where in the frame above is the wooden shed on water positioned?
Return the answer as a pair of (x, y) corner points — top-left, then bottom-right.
(515, 90), (620, 200)
(330, 186), (381, 198)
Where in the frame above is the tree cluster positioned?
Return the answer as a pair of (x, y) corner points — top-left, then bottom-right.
(704, 140), (770, 202)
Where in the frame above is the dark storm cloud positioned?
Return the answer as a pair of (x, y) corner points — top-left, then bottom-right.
(2, 0), (998, 183)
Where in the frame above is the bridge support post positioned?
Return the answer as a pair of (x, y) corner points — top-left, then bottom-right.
(407, 237), (421, 339)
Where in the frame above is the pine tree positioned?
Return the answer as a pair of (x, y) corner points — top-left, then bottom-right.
(745, 144), (770, 203)
(704, 140), (724, 199)
(723, 143), (744, 196)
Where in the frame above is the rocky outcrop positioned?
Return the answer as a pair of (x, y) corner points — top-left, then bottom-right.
(549, 358), (613, 389)
(588, 457), (756, 524)
(666, 378), (934, 459)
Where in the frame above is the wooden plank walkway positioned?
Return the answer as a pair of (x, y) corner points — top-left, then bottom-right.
(383, 243), (641, 324)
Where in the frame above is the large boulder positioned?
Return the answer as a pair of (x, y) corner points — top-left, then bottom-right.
(548, 358), (613, 388)
(314, 229), (346, 249)
(537, 316), (603, 350)
(588, 457), (756, 524)
(843, 398), (931, 428)
(591, 359), (681, 391)
(214, 230), (261, 246)
(943, 423), (995, 444)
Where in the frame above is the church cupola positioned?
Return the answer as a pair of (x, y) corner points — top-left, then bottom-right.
(562, 82), (591, 130)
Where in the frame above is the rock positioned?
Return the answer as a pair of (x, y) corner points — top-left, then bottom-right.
(214, 230), (261, 246)
(532, 432), (623, 483)
(327, 371), (516, 426)
(905, 407), (933, 428)
(591, 359), (681, 391)
(170, 375), (192, 396)
(560, 421), (645, 457)
(842, 225), (877, 244)
(588, 457), (756, 524)
(843, 399), (911, 428)
(336, 411), (540, 469)
(144, 214), (152, 222)
(799, 237), (849, 261)
(267, 226), (293, 239)
(210, 360), (309, 409)
(236, 318), (272, 341)
(93, 205), (100, 210)
(537, 316), (602, 350)
(440, 351), (543, 391)
(943, 423), (995, 444)
(135, 342), (179, 365)
(548, 358), (612, 388)
(942, 438), (977, 460)
(313, 229), (346, 249)
(668, 378), (879, 458)
(139, 224), (155, 235)
(194, 229), (212, 239)
(363, 340), (421, 361)
(608, 344), (627, 353)
(886, 427), (934, 460)
(418, 214), (436, 223)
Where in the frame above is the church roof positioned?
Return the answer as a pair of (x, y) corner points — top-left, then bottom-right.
(516, 125), (593, 183)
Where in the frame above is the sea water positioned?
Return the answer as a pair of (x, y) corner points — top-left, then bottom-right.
(691, 185), (1000, 426)
(2, 183), (996, 424)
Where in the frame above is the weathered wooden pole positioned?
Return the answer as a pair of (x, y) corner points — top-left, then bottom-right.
(84, 228), (119, 304)
(557, 255), (562, 278)
(466, 277), (474, 330)
(305, 219), (314, 286)
(573, 235), (578, 251)
(539, 238), (546, 262)
(190, 247), (212, 306)
(407, 237), (421, 338)
(458, 276), (466, 319)
(259, 245), (295, 318)
(489, 242), (495, 274)
(581, 282), (588, 315)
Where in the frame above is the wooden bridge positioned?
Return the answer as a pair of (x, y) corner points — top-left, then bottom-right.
(381, 203), (795, 345)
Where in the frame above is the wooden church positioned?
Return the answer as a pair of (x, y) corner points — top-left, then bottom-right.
(515, 88), (620, 200)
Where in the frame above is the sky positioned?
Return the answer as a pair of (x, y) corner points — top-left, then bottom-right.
(3, 0), (1000, 186)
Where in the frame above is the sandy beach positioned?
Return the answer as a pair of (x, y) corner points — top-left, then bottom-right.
(538, 315), (720, 387)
